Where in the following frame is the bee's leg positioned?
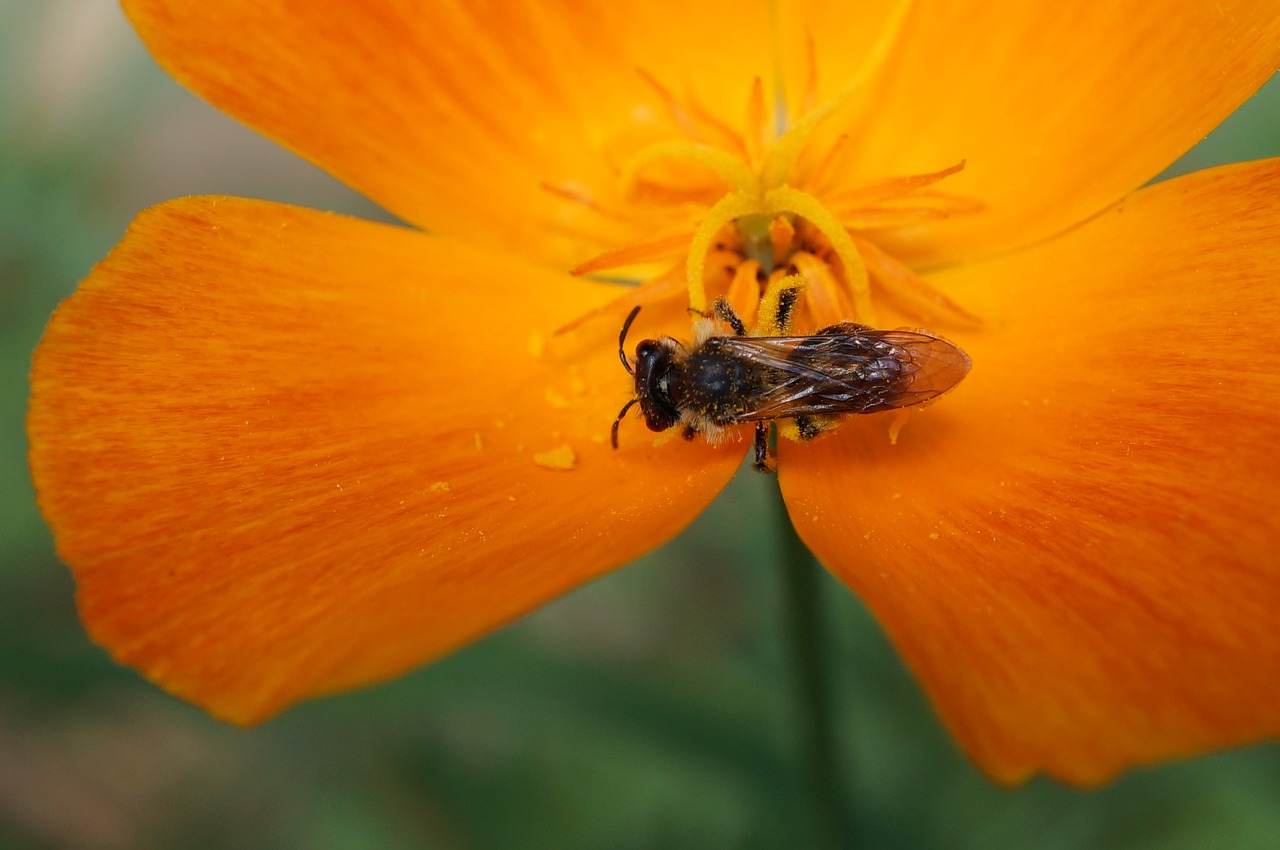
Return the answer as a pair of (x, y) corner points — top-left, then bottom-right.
(753, 421), (776, 473)
(794, 415), (821, 441)
(681, 422), (699, 441)
(778, 414), (839, 443)
(752, 274), (806, 336)
(710, 297), (747, 336)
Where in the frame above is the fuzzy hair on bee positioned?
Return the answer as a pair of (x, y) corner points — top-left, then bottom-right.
(611, 284), (971, 472)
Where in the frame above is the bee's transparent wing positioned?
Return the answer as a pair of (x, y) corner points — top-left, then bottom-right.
(710, 324), (971, 421)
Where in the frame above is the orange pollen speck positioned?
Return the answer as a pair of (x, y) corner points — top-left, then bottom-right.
(533, 445), (577, 470)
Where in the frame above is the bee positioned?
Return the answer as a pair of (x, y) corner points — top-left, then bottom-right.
(610, 295), (971, 472)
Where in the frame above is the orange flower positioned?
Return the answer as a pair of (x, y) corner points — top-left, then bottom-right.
(27, 0), (1280, 785)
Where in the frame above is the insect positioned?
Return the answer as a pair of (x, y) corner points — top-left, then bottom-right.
(610, 295), (972, 472)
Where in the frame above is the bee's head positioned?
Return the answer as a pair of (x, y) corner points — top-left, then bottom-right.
(612, 306), (681, 449)
(632, 338), (681, 433)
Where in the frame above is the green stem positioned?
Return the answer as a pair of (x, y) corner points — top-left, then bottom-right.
(774, 483), (850, 849)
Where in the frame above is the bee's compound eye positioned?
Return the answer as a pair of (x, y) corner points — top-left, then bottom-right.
(633, 339), (668, 379)
(635, 340), (662, 359)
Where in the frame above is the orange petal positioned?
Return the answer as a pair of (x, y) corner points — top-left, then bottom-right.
(773, 0), (907, 126)
(29, 197), (743, 723)
(122, 0), (778, 269)
(779, 159), (1280, 784)
(808, 0), (1280, 266)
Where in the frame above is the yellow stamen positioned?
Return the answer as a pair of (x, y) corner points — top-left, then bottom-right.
(686, 192), (771, 312)
(621, 141), (756, 200)
(763, 185), (874, 324)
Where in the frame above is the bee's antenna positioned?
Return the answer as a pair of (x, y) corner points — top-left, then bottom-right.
(618, 305), (642, 375)
(611, 398), (638, 449)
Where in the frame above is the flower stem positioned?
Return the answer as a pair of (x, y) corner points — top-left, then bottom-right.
(774, 483), (850, 849)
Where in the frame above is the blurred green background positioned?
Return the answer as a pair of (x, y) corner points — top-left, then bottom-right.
(4, 3), (1279, 848)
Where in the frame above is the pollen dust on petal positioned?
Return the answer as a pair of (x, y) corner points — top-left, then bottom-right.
(544, 388), (572, 409)
(533, 445), (577, 470)
(429, 481), (451, 492)
(887, 410), (910, 445)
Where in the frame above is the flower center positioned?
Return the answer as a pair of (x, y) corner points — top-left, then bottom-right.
(621, 132), (877, 324)
(555, 0), (981, 335)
